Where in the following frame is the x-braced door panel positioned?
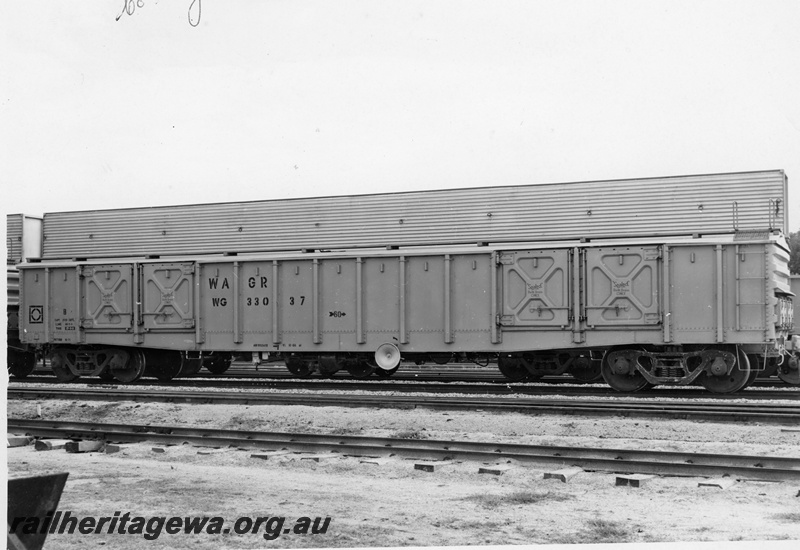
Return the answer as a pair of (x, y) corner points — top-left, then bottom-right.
(81, 265), (133, 330)
(499, 250), (571, 327)
(141, 263), (196, 330)
(584, 247), (661, 327)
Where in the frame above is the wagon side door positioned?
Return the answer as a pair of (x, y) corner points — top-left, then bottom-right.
(583, 246), (661, 327)
(80, 265), (133, 331)
(498, 249), (572, 328)
(141, 262), (196, 331)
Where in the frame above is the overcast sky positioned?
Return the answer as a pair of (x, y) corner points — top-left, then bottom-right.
(2, 1), (799, 234)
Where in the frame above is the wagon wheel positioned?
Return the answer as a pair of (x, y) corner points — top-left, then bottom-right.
(179, 355), (204, 376)
(285, 356), (314, 378)
(49, 349), (79, 382)
(8, 349), (37, 379)
(600, 348), (650, 392)
(497, 356), (529, 382)
(699, 347), (751, 394)
(204, 355), (233, 375)
(429, 353), (453, 365)
(776, 355), (800, 385)
(112, 350), (146, 384)
(346, 360), (377, 379)
(743, 355), (763, 388)
(374, 366), (399, 378)
(148, 352), (184, 382)
(151, 362), (182, 381)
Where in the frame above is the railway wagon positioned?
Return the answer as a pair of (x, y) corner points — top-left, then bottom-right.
(786, 275), (800, 384)
(17, 231), (796, 393)
(7, 214), (43, 376)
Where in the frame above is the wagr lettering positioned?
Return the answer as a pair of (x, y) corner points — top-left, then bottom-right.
(208, 277), (230, 290)
(248, 277), (268, 289)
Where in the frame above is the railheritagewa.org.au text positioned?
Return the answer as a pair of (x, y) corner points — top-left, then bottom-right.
(9, 511), (331, 541)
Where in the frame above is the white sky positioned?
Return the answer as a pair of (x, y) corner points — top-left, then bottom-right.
(2, 0), (799, 233)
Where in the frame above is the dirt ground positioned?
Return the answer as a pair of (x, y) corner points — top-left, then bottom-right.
(6, 395), (800, 548)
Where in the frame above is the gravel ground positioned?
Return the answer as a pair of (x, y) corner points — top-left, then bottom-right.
(7, 397), (800, 548)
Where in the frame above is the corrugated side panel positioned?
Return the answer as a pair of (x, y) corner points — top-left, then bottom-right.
(7, 214), (23, 264)
(7, 266), (19, 308)
(42, 170), (788, 258)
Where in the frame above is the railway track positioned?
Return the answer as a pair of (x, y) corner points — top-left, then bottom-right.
(12, 376), (799, 401)
(24, 367), (791, 388)
(9, 387), (800, 424)
(8, 418), (800, 482)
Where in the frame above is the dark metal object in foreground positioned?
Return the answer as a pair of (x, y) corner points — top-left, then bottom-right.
(8, 386), (800, 424)
(8, 419), (800, 483)
(7, 473), (69, 550)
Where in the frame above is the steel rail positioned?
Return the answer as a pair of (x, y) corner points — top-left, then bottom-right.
(8, 387), (800, 424)
(8, 418), (800, 482)
(13, 377), (797, 401)
(27, 365), (790, 387)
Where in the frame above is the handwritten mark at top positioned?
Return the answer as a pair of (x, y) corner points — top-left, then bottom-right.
(116, 0), (201, 27)
(188, 0), (201, 27)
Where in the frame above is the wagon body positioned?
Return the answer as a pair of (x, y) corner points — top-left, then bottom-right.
(19, 233), (793, 357)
